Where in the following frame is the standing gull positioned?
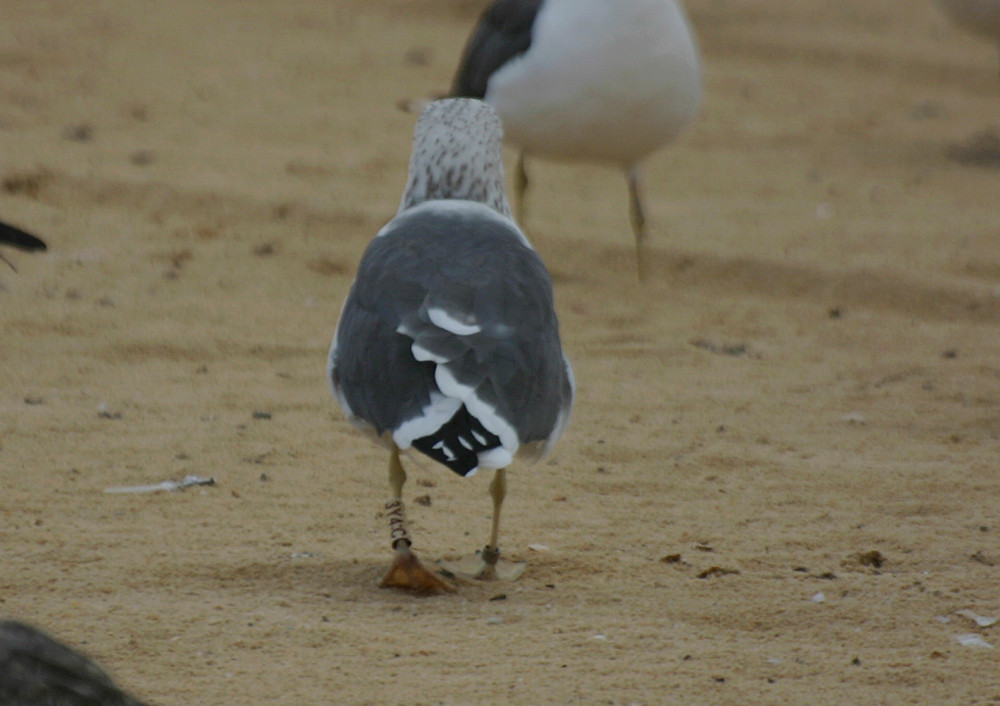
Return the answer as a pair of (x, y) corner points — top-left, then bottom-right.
(328, 98), (574, 593)
(451, 0), (701, 279)
(935, 0), (1000, 164)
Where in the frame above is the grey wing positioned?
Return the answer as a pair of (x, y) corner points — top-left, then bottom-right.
(333, 209), (571, 454)
(451, 0), (544, 99)
(330, 242), (439, 439)
(0, 620), (147, 706)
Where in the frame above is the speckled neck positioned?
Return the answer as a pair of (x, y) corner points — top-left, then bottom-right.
(398, 99), (513, 219)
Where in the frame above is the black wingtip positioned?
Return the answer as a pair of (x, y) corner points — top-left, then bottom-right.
(412, 406), (503, 477)
(0, 220), (47, 252)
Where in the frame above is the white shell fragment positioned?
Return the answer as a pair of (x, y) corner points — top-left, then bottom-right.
(104, 475), (216, 494)
(956, 633), (994, 649)
(955, 609), (999, 628)
(811, 591), (827, 603)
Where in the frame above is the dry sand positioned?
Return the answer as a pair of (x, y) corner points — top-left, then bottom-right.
(2, 1), (999, 704)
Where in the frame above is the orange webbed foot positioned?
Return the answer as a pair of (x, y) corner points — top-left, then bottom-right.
(381, 545), (456, 594)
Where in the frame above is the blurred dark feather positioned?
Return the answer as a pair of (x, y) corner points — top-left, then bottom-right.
(0, 620), (148, 706)
(0, 221), (47, 252)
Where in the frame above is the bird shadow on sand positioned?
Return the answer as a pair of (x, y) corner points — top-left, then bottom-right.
(167, 548), (585, 605)
(144, 555), (390, 606)
(539, 232), (1000, 325)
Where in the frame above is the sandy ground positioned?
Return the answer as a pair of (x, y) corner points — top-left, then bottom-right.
(2, 1), (1000, 704)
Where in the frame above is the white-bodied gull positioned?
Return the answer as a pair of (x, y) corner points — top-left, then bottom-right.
(328, 98), (574, 593)
(451, 0), (701, 279)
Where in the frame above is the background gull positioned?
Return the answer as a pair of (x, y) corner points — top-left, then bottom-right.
(935, 0), (1000, 165)
(451, 0), (701, 279)
(936, 0), (1000, 78)
(328, 98), (574, 594)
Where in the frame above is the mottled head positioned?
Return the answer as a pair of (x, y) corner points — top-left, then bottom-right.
(398, 98), (512, 218)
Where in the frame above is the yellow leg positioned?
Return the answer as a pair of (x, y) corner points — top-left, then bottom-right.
(627, 165), (649, 282)
(388, 444), (406, 497)
(485, 468), (506, 555)
(441, 468), (525, 582)
(379, 446), (454, 594)
(386, 446), (408, 549)
(515, 152), (529, 226)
